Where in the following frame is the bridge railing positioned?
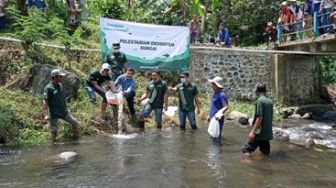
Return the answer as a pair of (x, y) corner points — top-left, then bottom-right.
(277, 11), (334, 44)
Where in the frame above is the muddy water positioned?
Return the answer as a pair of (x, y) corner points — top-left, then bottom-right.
(0, 122), (335, 188)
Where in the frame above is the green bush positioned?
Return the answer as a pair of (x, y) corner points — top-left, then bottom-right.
(0, 106), (19, 143)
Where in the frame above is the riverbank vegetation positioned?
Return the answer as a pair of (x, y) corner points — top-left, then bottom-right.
(0, 1), (334, 146)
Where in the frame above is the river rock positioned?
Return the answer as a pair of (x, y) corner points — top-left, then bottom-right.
(227, 111), (248, 121)
(322, 111), (336, 121)
(302, 112), (313, 119)
(305, 138), (315, 149)
(48, 151), (78, 166)
(30, 64), (80, 99)
(289, 113), (302, 119)
(273, 130), (289, 142)
(238, 117), (249, 125)
(279, 107), (296, 118)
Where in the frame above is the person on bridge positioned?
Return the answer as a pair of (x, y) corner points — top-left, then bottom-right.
(137, 71), (168, 130)
(104, 42), (128, 81)
(279, 1), (292, 41)
(43, 69), (80, 142)
(304, 0), (313, 38)
(319, 0), (334, 34)
(206, 76), (229, 146)
(242, 83), (273, 158)
(168, 72), (201, 131)
(84, 63), (116, 113)
(289, 0), (304, 40)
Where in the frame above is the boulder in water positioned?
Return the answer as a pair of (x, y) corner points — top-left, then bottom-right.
(30, 64), (80, 99)
(273, 130), (290, 142)
(322, 111), (336, 121)
(305, 138), (315, 149)
(289, 113), (302, 119)
(48, 151), (78, 166)
(227, 111), (248, 121)
(238, 117), (249, 125)
(302, 112), (313, 119)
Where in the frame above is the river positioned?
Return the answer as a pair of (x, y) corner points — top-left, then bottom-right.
(1, 121), (336, 188)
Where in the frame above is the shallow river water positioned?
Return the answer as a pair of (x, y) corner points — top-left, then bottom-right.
(1, 122), (336, 188)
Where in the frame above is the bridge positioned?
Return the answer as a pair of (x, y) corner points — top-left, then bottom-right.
(276, 11), (336, 54)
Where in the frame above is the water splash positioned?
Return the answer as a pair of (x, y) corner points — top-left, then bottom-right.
(274, 122), (336, 149)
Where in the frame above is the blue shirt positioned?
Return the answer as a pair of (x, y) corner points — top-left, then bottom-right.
(218, 28), (230, 47)
(209, 91), (228, 119)
(26, 0), (46, 9)
(115, 74), (136, 95)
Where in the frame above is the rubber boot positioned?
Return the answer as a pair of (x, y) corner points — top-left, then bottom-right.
(131, 114), (137, 124)
(73, 127), (80, 139)
(157, 123), (162, 129)
(50, 132), (57, 143)
(138, 120), (145, 130)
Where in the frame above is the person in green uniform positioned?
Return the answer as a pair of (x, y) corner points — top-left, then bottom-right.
(169, 72), (201, 131)
(84, 63), (116, 112)
(137, 71), (168, 129)
(242, 83), (273, 157)
(104, 42), (128, 80)
(43, 69), (80, 142)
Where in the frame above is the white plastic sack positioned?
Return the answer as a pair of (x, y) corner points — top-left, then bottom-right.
(208, 117), (220, 138)
(106, 90), (123, 105)
(140, 98), (149, 106)
(163, 106), (178, 117)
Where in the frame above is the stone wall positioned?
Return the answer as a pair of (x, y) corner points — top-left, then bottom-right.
(190, 47), (320, 104)
(271, 54), (320, 104)
(190, 47), (272, 100)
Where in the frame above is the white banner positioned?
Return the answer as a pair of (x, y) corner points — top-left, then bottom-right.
(100, 18), (190, 71)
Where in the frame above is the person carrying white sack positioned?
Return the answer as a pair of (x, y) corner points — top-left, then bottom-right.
(206, 76), (229, 146)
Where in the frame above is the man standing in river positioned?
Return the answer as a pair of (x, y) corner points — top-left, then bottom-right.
(242, 83), (273, 157)
(169, 72), (201, 131)
(43, 69), (80, 142)
(137, 71), (168, 129)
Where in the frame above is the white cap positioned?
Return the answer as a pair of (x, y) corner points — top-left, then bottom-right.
(209, 76), (224, 88)
(101, 63), (110, 70)
(51, 69), (66, 77)
(281, 1), (287, 6)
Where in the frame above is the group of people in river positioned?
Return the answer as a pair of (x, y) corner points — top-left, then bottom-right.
(42, 42), (274, 157)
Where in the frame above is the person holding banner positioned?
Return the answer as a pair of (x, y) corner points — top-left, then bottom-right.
(168, 72), (201, 131)
(84, 63), (116, 113)
(137, 71), (168, 129)
(206, 76), (229, 146)
(104, 42), (128, 80)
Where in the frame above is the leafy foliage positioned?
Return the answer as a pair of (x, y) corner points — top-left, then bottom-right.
(320, 56), (336, 84)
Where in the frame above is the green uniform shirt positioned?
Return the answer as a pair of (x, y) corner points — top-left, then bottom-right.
(43, 82), (68, 118)
(105, 52), (127, 70)
(84, 70), (112, 87)
(254, 95), (273, 140)
(147, 79), (167, 109)
(176, 82), (198, 112)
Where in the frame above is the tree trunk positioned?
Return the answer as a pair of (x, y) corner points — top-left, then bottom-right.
(201, 1), (210, 35)
(16, 0), (27, 13)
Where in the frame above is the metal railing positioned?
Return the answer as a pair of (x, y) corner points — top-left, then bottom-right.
(277, 11), (335, 44)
